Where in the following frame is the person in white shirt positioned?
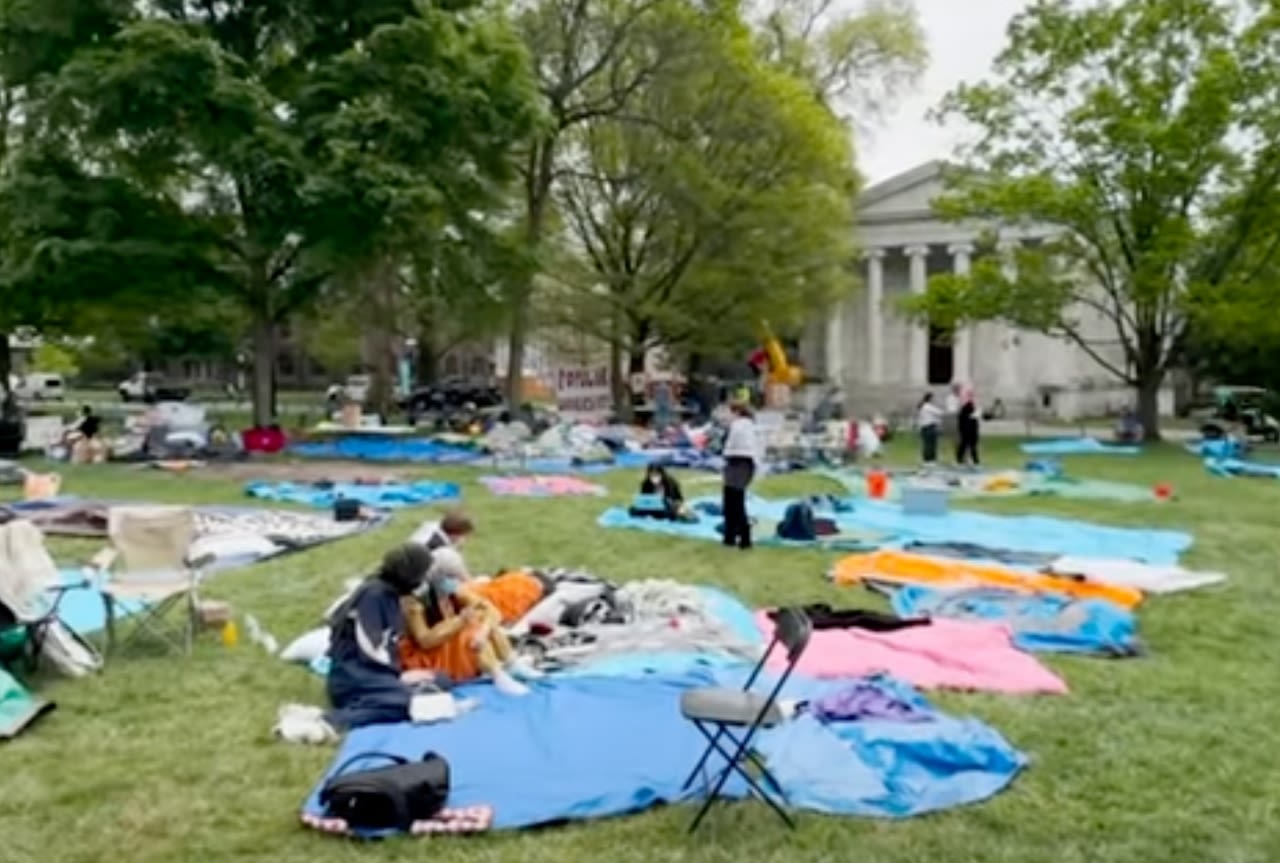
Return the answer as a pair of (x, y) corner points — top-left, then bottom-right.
(720, 401), (761, 549)
(916, 392), (943, 465)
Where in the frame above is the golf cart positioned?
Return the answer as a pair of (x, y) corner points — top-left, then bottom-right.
(1199, 385), (1280, 442)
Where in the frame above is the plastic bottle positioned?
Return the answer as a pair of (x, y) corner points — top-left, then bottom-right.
(221, 619), (239, 647)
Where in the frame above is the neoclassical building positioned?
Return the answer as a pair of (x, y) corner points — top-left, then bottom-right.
(806, 161), (1161, 419)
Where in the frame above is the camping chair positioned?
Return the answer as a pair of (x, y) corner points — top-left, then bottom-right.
(0, 520), (89, 674)
(679, 606), (812, 833)
(88, 506), (209, 658)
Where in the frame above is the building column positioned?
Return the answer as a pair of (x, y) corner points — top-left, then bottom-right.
(824, 298), (844, 387)
(904, 245), (930, 385)
(865, 248), (885, 384)
(948, 242), (974, 384)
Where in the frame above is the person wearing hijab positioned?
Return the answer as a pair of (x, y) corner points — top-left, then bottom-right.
(317, 544), (445, 735)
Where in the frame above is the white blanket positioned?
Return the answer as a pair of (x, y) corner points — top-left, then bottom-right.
(1049, 557), (1227, 594)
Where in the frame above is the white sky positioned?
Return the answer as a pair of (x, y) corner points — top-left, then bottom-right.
(856, 0), (1030, 185)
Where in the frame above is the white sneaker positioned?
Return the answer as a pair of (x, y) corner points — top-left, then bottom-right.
(492, 669), (530, 696)
(273, 703), (337, 745)
(507, 654), (545, 681)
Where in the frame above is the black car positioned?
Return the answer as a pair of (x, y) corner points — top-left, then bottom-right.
(398, 382), (503, 415)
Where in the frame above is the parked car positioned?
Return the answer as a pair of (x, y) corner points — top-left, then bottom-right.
(118, 372), (191, 403)
(397, 380), (503, 415)
(1195, 385), (1280, 442)
(8, 372), (66, 401)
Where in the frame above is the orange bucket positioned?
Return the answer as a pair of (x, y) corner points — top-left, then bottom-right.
(866, 470), (888, 499)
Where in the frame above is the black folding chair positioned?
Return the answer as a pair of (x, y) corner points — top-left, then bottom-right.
(679, 606), (812, 833)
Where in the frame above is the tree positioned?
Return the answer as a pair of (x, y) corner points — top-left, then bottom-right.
(503, 0), (684, 405)
(0, 0), (539, 424)
(901, 0), (1280, 439)
(752, 0), (927, 125)
(550, 5), (858, 413)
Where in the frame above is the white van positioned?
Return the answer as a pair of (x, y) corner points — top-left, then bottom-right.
(11, 372), (66, 401)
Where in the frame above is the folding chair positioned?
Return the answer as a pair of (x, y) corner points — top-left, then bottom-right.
(88, 506), (208, 658)
(679, 606), (812, 833)
(0, 520), (91, 675)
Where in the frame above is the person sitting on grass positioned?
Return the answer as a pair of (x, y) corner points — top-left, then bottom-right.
(630, 464), (691, 521)
(276, 543), (451, 744)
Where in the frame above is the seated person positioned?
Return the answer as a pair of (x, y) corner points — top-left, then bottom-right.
(1115, 407), (1143, 443)
(400, 570), (542, 697)
(630, 464), (690, 520)
(288, 544), (449, 741)
(65, 405), (107, 464)
(411, 511), (545, 624)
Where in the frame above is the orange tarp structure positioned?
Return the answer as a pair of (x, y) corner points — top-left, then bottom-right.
(831, 549), (1143, 608)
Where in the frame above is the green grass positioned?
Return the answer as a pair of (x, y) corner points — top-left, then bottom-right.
(2, 441), (1278, 863)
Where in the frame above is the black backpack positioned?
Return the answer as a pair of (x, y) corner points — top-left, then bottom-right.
(320, 751), (451, 831)
(776, 501), (817, 542)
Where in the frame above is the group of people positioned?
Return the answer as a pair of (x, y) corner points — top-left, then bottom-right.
(281, 511), (549, 743)
(916, 382), (981, 467)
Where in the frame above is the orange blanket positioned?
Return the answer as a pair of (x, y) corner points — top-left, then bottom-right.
(831, 549), (1143, 608)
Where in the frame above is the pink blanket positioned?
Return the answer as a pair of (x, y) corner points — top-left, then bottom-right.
(756, 611), (1067, 695)
(479, 475), (606, 497)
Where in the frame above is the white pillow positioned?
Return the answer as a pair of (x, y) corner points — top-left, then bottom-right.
(280, 627), (330, 664)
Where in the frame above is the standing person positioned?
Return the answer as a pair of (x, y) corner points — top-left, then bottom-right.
(956, 387), (981, 467)
(916, 392), (943, 466)
(721, 401), (760, 549)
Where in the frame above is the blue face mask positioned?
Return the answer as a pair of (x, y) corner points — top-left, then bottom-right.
(437, 577), (460, 596)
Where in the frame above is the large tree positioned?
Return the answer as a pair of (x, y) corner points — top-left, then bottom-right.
(902, 0), (1280, 439)
(502, 0), (684, 405)
(0, 0), (538, 424)
(551, 4), (859, 413)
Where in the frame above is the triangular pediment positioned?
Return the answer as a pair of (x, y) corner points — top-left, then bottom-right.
(858, 161), (946, 221)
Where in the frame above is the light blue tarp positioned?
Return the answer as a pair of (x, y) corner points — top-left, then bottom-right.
(292, 437), (483, 464)
(244, 480), (460, 509)
(300, 669), (1026, 832)
(54, 568), (147, 635)
(598, 495), (1191, 564)
(1020, 437), (1141, 456)
(1186, 438), (1244, 459)
(888, 585), (1140, 656)
(1204, 457), (1280, 479)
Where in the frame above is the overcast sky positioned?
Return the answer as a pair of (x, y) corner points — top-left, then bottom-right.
(856, 0), (1030, 185)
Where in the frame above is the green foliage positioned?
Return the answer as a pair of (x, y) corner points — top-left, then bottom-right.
(551, 2), (859, 364)
(0, 0), (541, 423)
(903, 0), (1280, 437)
(755, 0), (927, 124)
(31, 342), (79, 378)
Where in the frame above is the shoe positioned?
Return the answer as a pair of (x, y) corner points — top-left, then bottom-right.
(507, 654), (545, 681)
(493, 669), (530, 696)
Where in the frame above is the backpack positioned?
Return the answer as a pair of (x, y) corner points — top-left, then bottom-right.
(776, 502), (817, 542)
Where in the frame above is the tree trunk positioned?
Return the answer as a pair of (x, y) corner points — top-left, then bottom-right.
(506, 140), (556, 407)
(0, 331), (10, 395)
(250, 315), (277, 427)
(1136, 370), (1163, 442)
(367, 260), (399, 418)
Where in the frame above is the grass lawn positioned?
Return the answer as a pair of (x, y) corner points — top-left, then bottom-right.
(2, 440), (1278, 863)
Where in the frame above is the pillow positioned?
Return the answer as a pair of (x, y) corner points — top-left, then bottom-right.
(280, 627), (330, 664)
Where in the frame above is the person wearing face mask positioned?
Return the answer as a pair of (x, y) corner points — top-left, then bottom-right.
(402, 511), (543, 695)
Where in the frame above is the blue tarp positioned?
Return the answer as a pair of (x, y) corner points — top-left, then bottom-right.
(1020, 437), (1141, 456)
(1204, 457), (1280, 479)
(244, 480), (460, 509)
(1186, 438), (1244, 459)
(300, 669), (1026, 832)
(55, 568), (147, 635)
(888, 585), (1140, 656)
(598, 495), (1191, 564)
(291, 437), (484, 464)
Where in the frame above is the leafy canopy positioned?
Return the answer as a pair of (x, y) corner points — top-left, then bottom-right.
(903, 0), (1280, 431)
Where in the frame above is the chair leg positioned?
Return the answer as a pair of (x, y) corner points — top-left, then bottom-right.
(682, 722), (724, 791)
(103, 594), (116, 661)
